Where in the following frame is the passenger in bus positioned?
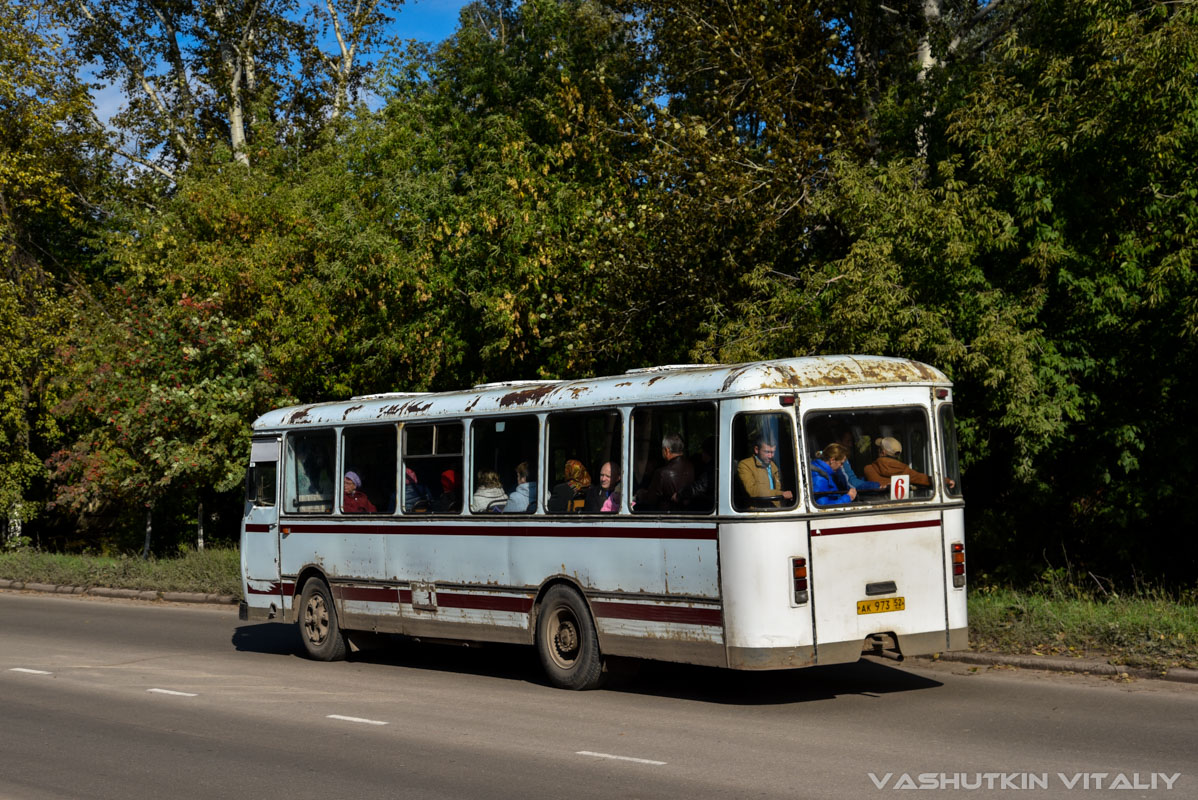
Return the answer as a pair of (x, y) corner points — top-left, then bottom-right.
(677, 436), (715, 510)
(737, 436), (794, 507)
(434, 468), (460, 512)
(584, 462), (622, 512)
(635, 434), (694, 512)
(502, 461), (536, 512)
(863, 437), (933, 488)
(470, 470), (509, 513)
(342, 470), (377, 513)
(403, 467), (433, 512)
(809, 444), (857, 506)
(548, 459), (591, 513)
(833, 427), (880, 493)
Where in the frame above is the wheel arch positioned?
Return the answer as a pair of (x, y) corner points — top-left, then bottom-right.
(532, 575), (605, 649)
(288, 564), (333, 624)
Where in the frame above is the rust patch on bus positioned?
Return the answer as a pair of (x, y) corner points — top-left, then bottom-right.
(720, 366), (752, 392)
(343, 404), (363, 420)
(614, 381), (632, 387)
(499, 384), (556, 407)
(647, 375), (667, 385)
(287, 407), (313, 424)
(567, 386), (592, 399)
(465, 396), (482, 412)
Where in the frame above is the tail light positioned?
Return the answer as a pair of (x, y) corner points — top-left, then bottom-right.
(951, 542), (966, 588)
(792, 557), (809, 604)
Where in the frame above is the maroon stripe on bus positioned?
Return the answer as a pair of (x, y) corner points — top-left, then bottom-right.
(245, 524), (272, 532)
(246, 581), (295, 596)
(591, 601), (723, 626)
(395, 588), (719, 625)
(279, 523), (717, 541)
(811, 519), (941, 536)
(439, 592), (535, 613)
(336, 585), (397, 603)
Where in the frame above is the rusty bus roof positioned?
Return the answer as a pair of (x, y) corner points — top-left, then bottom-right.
(252, 355), (948, 430)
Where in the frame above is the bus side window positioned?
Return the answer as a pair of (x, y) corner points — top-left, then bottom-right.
(403, 422), (464, 514)
(631, 403), (716, 514)
(731, 413), (797, 512)
(247, 462), (277, 507)
(284, 430), (335, 514)
(341, 424), (397, 514)
(471, 416), (539, 514)
(545, 411), (622, 514)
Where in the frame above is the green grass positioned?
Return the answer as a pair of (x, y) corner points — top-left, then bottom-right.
(968, 586), (1198, 671)
(0, 548), (241, 597)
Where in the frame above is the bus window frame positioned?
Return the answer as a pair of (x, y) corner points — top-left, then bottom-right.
(730, 410), (800, 514)
(629, 400), (718, 516)
(801, 404), (936, 510)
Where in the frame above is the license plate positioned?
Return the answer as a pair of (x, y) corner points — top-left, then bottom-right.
(857, 597), (906, 615)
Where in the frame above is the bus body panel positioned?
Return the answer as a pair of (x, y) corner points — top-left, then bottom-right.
(808, 512), (949, 662)
(943, 506), (969, 645)
(719, 520), (816, 669)
(276, 519), (723, 651)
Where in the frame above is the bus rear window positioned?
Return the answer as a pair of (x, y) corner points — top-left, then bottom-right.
(804, 408), (934, 506)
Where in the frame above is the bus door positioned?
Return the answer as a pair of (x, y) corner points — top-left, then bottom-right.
(242, 437), (282, 598)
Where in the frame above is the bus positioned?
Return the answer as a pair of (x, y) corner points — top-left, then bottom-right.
(240, 356), (967, 689)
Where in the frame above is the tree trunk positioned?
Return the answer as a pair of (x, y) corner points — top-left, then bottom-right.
(142, 506), (152, 559)
(915, 0), (943, 165)
(197, 499), (205, 551)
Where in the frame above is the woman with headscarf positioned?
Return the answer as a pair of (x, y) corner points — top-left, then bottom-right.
(342, 470), (377, 513)
(548, 459), (591, 513)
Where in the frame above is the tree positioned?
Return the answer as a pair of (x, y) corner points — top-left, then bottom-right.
(49, 289), (283, 552)
(1, 4), (108, 541)
(57, 0), (404, 175)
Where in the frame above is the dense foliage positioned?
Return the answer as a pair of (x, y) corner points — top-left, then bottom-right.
(2, 0), (1195, 587)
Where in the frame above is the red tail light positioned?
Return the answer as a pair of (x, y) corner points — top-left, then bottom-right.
(792, 557), (809, 604)
(951, 542), (965, 588)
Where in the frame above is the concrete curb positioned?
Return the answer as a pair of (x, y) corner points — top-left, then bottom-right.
(0, 578), (237, 606)
(918, 649), (1198, 685)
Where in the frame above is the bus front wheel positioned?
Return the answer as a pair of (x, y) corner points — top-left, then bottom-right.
(536, 585), (605, 690)
(298, 579), (347, 662)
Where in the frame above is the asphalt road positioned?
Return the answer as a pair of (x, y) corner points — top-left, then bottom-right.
(0, 590), (1194, 799)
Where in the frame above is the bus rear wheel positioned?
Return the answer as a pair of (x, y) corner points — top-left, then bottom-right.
(298, 579), (347, 661)
(536, 585), (605, 690)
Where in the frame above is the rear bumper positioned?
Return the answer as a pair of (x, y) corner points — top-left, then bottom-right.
(726, 627), (968, 670)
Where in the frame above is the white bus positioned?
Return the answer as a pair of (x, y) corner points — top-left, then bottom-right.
(240, 356), (967, 689)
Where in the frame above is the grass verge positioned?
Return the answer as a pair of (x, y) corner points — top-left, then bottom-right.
(0, 548), (241, 598)
(968, 586), (1197, 671)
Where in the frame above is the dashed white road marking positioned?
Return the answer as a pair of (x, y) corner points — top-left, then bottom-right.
(147, 688), (198, 697)
(327, 714), (389, 726)
(9, 668), (52, 675)
(576, 750), (666, 766)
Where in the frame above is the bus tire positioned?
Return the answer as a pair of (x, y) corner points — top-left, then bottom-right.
(536, 585), (605, 690)
(298, 579), (347, 662)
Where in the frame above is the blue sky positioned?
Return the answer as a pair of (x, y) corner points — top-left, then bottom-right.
(91, 0), (474, 124)
(400, 0), (473, 43)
